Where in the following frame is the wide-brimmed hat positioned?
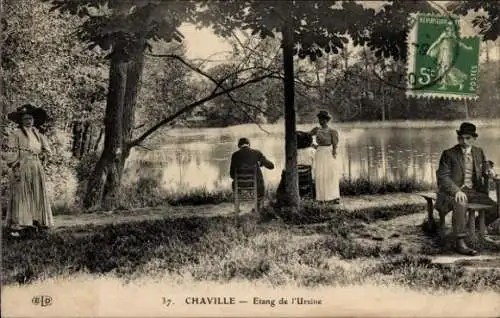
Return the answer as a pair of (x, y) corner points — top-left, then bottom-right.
(7, 104), (48, 126)
(317, 110), (331, 120)
(456, 122), (478, 138)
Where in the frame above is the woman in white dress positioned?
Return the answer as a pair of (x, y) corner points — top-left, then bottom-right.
(309, 110), (340, 203)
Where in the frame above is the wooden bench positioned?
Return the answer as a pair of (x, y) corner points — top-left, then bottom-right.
(233, 165), (259, 221)
(419, 177), (500, 241)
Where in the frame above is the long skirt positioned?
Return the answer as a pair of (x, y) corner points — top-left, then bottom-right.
(6, 156), (54, 230)
(314, 146), (340, 201)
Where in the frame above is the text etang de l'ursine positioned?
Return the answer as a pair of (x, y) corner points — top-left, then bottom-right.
(185, 296), (322, 307)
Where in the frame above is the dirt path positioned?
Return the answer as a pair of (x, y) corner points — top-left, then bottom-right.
(52, 192), (500, 270)
(54, 192), (428, 229)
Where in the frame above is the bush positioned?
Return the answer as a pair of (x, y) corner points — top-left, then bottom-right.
(44, 129), (79, 214)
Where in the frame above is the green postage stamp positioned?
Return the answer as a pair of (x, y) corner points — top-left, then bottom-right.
(406, 13), (481, 100)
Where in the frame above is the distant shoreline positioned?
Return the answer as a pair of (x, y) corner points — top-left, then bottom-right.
(155, 118), (500, 138)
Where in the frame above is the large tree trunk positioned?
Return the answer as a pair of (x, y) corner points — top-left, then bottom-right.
(83, 39), (146, 211)
(121, 38), (146, 168)
(83, 44), (128, 210)
(277, 22), (300, 211)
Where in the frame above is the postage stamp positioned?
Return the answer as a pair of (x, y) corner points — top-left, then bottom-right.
(406, 13), (481, 100)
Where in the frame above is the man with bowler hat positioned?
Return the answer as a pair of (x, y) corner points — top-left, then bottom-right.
(436, 122), (498, 255)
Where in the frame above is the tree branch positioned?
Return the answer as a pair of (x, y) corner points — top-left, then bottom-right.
(237, 105), (271, 134)
(147, 53), (272, 96)
(128, 72), (277, 148)
(224, 92), (275, 135)
(147, 53), (220, 85)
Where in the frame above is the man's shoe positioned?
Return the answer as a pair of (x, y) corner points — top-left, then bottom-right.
(456, 240), (478, 256)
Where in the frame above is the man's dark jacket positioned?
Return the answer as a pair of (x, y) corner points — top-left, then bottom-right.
(435, 144), (490, 212)
(230, 147), (274, 198)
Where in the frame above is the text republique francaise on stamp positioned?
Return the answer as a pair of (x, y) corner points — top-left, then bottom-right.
(406, 13), (481, 100)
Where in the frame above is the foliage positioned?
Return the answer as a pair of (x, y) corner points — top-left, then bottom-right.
(195, 40), (500, 124)
(43, 129), (79, 209)
(3, 0), (107, 128)
(197, 1), (435, 61)
(448, 1), (500, 41)
(46, 0), (197, 53)
(134, 42), (201, 130)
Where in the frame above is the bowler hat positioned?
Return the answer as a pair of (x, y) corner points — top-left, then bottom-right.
(317, 110), (331, 120)
(7, 104), (48, 127)
(456, 122), (478, 138)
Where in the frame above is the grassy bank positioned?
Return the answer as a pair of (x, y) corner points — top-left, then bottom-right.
(123, 176), (433, 208)
(53, 177), (433, 215)
(3, 203), (499, 293)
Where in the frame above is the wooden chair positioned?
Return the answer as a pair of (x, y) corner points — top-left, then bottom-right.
(233, 165), (259, 221)
(298, 165), (314, 199)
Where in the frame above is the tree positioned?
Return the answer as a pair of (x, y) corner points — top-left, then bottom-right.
(47, 0), (441, 211)
(197, 0), (436, 211)
(47, 0), (281, 210)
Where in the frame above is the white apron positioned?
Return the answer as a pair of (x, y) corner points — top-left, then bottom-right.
(314, 145), (340, 201)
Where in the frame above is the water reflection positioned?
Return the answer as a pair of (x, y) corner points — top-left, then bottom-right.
(124, 125), (500, 192)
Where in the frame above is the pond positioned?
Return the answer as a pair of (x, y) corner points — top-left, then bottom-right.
(123, 120), (500, 193)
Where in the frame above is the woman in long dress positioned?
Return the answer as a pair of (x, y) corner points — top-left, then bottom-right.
(309, 110), (340, 203)
(3, 104), (54, 237)
(426, 21), (473, 91)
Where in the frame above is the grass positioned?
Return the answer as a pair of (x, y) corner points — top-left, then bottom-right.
(3, 203), (499, 293)
(120, 177), (432, 208)
(49, 176), (433, 215)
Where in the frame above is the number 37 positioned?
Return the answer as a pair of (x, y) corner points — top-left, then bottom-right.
(162, 297), (172, 307)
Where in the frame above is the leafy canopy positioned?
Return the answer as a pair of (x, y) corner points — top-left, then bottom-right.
(448, 1), (500, 41)
(46, 0), (198, 56)
(196, 0), (436, 61)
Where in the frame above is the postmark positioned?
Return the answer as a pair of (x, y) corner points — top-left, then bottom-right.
(406, 13), (481, 100)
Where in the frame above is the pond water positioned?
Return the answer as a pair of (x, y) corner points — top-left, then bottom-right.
(123, 121), (500, 192)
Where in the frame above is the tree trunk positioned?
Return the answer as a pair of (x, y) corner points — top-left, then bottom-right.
(80, 122), (90, 158)
(121, 38), (146, 169)
(71, 121), (82, 158)
(94, 128), (103, 152)
(277, 22), (300, 211)
(83, 39), (147, 211)
(83, 45), (128, 210)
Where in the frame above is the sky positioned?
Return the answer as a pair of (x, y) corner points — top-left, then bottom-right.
(177, 2), (499, 63)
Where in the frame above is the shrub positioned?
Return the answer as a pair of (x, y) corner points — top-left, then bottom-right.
(44, 129), (79, 214)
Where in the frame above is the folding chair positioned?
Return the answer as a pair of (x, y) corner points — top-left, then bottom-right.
(234, 165), (259, 221)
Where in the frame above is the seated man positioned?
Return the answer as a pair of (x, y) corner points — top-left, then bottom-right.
(435, 122), (498, 255)
(230, 138), (275, 208)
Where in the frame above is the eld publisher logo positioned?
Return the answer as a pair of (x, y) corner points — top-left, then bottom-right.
(32, 295), (53, 307)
